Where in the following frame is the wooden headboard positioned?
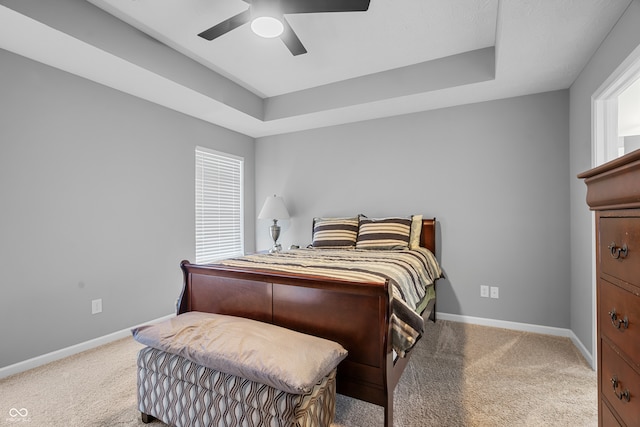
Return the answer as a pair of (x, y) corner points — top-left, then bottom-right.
(421, 218), (437, 254)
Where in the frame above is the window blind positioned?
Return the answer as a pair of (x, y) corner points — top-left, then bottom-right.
(195, 146), (244, 264)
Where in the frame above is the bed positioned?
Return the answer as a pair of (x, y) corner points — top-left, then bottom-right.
(177, 216), (442, 427)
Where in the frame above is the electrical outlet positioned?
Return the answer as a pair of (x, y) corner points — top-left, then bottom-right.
(91, 298), (102, 314)
(490, 286), (499, 299)
(480, 285), (489, 298)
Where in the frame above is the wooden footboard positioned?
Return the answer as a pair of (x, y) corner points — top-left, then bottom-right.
(176, 219), (438, 427)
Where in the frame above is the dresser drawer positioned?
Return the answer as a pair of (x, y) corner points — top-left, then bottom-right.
(602, 400), (622, 427)
(601, 341), (640, 426)
(599, 279), (640, 363)
(600, 217), (640, 287)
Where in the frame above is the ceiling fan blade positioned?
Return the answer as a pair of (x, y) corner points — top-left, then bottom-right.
(280, 0), (370, 14)
(198, 9), (252, 41)
(281, 17), (307, 56)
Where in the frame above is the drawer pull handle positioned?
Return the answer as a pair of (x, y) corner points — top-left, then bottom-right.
(608, 242), (628, 259)
(608, 308), (629, 330)
(611, 376), (631, 402)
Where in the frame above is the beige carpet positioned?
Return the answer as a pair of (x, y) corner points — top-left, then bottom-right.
(0, 320), (596, 426)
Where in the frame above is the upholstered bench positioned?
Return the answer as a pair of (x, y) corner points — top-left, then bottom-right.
(131, 312), (347, 427)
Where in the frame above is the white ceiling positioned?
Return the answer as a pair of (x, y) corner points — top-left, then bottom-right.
(89, 0), (500, 97)
(0, 0), (633, 137)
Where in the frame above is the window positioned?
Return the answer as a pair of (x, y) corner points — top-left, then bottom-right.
(195, 146), (244, 264)
(593, 43), (640, 165)
(618, 78), (640, 155)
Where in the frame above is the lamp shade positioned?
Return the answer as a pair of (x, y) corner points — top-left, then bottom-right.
(258, 195), (290, 220)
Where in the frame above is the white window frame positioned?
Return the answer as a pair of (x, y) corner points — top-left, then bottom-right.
(592, 43), (640, 167)
(195, 146), (244, 264)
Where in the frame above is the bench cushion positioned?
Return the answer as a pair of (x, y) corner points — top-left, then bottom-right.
(132, 312), (347, 395)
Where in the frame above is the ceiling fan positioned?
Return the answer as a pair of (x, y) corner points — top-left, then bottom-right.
(198, 0), (371, 56)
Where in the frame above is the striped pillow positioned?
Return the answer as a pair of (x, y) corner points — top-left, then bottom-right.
(356, 217), (411, 250)
(312, 217), (359, 248)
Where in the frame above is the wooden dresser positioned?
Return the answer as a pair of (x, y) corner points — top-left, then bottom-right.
(579, 149), (640, 426)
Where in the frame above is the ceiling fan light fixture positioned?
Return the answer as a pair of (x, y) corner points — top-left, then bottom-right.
(250, 16), (284, 38)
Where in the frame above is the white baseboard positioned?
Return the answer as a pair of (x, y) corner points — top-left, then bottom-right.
(436, 312), (594, 369)
(1, 312), (595, 379)
(0, 314), (175, 380)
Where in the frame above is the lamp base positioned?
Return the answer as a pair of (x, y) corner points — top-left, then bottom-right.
(269, 243), (282, 253)
(269, 221), (282, 253)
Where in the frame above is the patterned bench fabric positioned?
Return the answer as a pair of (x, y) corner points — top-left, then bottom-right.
(137, 347), (337, 427)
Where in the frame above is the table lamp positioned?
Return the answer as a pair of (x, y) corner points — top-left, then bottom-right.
(258, 195), (290, 253)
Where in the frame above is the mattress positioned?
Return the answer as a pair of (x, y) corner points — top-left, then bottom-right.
(217, 247), (442, 356)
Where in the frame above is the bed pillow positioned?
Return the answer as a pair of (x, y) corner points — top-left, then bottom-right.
(356, 217), (411, 250)
(409, 214), (423, 250)
(312, 217), (359, 248)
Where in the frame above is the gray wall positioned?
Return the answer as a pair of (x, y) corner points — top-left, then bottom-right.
(256, 90), (570, 328)
(625, 135), (640, 153)
(0, 49), (255, 368)
(569, 0), (640, 357)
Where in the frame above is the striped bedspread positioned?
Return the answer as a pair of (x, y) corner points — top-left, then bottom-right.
(218, 247), (442, 357)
